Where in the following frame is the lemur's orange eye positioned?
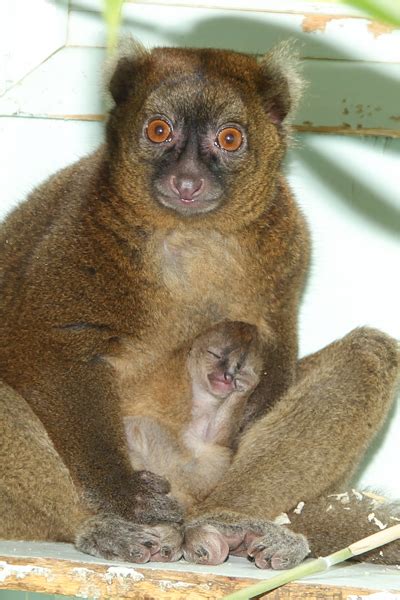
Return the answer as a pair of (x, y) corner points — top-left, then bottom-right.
(146, 119), (172, 143)
(216, 126), (243, 152)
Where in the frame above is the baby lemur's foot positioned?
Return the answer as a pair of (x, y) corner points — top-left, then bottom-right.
(76, 515), (183, 563)
(189, 321), (263, 400)
(183, 512), (309, 569)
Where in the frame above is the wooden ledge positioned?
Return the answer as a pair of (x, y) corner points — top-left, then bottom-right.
(0, 542), (399, 599)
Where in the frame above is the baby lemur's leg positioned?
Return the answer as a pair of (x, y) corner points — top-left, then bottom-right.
(183, 328), (400, 567)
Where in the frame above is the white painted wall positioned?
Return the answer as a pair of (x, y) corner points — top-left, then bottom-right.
(1, 0), (399, 496)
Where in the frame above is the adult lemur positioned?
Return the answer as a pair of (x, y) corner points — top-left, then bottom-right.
(0, 43), (399, 568)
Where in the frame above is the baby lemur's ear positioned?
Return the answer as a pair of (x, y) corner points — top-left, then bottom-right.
(257, 41), (304, 126)
(105, 39), (149, 105)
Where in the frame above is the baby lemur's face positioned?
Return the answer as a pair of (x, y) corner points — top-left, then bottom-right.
(107, 46), (296, 223)
(188, 322), (263, 399)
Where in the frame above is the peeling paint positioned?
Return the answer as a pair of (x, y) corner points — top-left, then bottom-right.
(301, 14), (346, 34)
(294, 124), (400, 138)
(104, 565), (144, 584)
(74, 585), (101, 599)
(301, 14), (395, 38)
(158, 579), (196, 590)
(368, 21), (395, 38)
(349, 593), (400, 599)
(71, 567), (102, 599)
(0, 561), (51, 582)
(72, 567), (96, 577)
(390, 115), (400, 122)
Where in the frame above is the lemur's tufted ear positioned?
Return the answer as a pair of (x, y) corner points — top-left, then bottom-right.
(105, 39), (149, 105)
(257, 41), (304, 126)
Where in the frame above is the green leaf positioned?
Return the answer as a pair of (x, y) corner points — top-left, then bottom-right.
(341, 0), (400, 27)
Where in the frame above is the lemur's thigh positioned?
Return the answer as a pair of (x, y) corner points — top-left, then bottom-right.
(0, 381), (84, 541)
(193, 327), (399, 519)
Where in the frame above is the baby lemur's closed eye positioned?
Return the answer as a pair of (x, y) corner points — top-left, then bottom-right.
(124, 321), (263, 508)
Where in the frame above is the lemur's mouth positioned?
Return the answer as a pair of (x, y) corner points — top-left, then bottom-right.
(208, 372), (235, 394)
(156, 191), (222, 216)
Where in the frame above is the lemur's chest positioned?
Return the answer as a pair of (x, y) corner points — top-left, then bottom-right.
(147, 228), (270, 341)
(156, 229), (248, 305)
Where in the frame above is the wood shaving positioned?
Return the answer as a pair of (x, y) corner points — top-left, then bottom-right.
(368, 512), (387, 530)
(328, 492), (350, 504)
(274, 512), (291, 525)
(293, 501), (305, 514)
(352, 489), (363, 501)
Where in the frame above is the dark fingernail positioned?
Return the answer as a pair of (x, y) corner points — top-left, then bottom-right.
(196, 546), (208, 559)
(248, 544), (265, 556)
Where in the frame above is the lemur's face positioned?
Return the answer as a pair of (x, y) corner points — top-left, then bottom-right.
(188, 322), (263, 399)
(106, 46), (290, 226)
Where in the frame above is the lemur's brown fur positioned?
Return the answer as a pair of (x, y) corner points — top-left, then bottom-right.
(0, 44), (399, 568)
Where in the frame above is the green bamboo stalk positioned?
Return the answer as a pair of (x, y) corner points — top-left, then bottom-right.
(223, 524), (400, 600)
(103, 0), (124, 53)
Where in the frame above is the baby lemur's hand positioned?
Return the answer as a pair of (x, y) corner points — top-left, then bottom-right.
(129, 469), (184, 524)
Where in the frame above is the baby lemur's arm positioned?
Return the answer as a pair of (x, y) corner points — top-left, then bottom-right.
(184, 321), (263, 449)
(125, 322), (263, 508)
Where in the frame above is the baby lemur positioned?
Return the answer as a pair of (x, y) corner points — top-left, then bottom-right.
(1, 42), (399, 569)
(125, 321), (263, 508)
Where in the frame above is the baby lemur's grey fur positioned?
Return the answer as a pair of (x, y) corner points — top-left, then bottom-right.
(125, 321), (263, 508)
